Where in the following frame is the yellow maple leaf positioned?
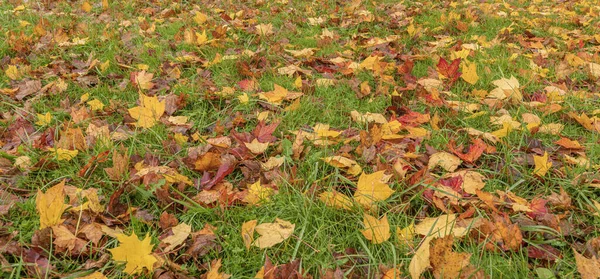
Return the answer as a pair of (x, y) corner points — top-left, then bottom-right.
(77, 271), (108, 279)
(253, 218), (295, 249)
(194, 12), (207, 25)
(319, 190), (353, 210)
(461, 61), (479, 85)
(206, 259), (231, 279)
(108, 232), (158, 275)
(244, 181), (273, 205)
(35, 112), (52, 126)
(244, 139), (270, 154)
(87, 99), (104, 111)
(258, 84), (288, 104)
(361, 214), (390, 244)
(47, 147), (79, 161)
(322, 156), (362, 176)
(36, 180), (68, 229)
(81, 1), (92, 12)
(241, 220), (257, 250)
(5, 65), (20, 80)
(533, 151), (552, 176)
(128, 94), (165, 128)
(353, 171), (394, 207)
(238, 93), (249, 104)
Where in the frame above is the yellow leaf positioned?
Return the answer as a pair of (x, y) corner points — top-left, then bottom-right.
(294, 76), (302, 89)
(241, 220), (257, 250)
(76, 271), (108, 279)
(100, 60), (110, 72)
(5, 65), (20, 80)
(253, 218), (295, 249)
(36, 180), (68, 229)
(48, 147), (79, 161)
(533, 151), (552, 176)
(196, 30), (208, 45)
(206, 259), (231, 279)
(361, 214), (390, 244)
(194, 12), (207, 25)
(238, 93), (249, 104)
(461, 61), (479, 85)
(87, 99), (104, 111)
(161, 223), (191, 252)
(101, 0), (108, 10)
(244, 139), (269, 154)
(255, 23), (273, 36)
(353, 171), (394, 207)
(397, 223), (415, 243)
(414, 214), (469, 238)
(428, 152), (462, 172)
(319, 190), (353, 210)
(108, 232), (158, 275)
(260, 156), (285, 171)
(128, 94), (165, 128)
(35, 112), (52, 126)
(489, 76), (522, 103)
(382, 268), (403, 279)
(134, 71), (154, 90)
(258, 84), (288, 104)
(573, 249), (600, 279)
(409, 236), (432, 279)
(244, 181), (273, 205)
(322, 156), (362, 176)
(81, 1), (92, 12)
(173, 133), (188, 145)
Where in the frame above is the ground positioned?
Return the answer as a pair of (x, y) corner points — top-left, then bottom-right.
(1, 0), (600, 278)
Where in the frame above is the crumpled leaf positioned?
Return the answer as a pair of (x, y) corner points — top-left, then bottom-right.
(108, 232), (158, 275)
(253, 218), (295, 249)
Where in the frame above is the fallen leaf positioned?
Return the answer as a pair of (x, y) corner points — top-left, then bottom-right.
(253, 218), (295, 249)
(353, 171), (394, 207)
(241, 220), (257, 250)
(533, 151), (552, 176)
(108, 232), (158, 275)
(244, 139), (270, 154)
(244, 181), (274, 205)
(205, 258), (231, 279)
(361, 214), (391, 244)
(429, 235), (472, 279)
(128, 93), (165, 128)
(573, 249), (600, 279)
(36, 180), (68, 229)
(161, 222), (191, 252)
(319, 190), (353, 210)
(461, 61), (479, 84)
(428, 152), (462, 172)
(322, 156), (362, 176)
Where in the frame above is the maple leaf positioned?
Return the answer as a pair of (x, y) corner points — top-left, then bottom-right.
(47, 147), (79, 161)
(353, 171), (394, 207)
(132, 70), (154, 90)
(436, 57), (461, 82)
(161, 222), (191, 252)
(460, 60), (479, 84)
(36, 180), (68, 229)
(322, 156), (362, 176)
(533, 151), (552, 176)
(489, 76), (522, 103)
(241, 220), (257, 250)
(319, 190), (353, 210)
(35, 112), (52, 126)
(361, 214), (390, 244)
(128, 93), (165, 128)
(428, 152), (462, 172)
(108, 232), (158, 275)
(574, 249), (600, 279)
(205, 258), (231, 279)
(429, 235), (472, 279)
(244, 139), (270, 154)
(253, 218), (295, 249)
(244, 181), (274, 205)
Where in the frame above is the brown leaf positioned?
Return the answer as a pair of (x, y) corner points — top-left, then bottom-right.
(574, 249), (600, 279)
(104, 147), (129, 180)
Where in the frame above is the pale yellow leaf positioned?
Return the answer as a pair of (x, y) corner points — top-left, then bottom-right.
(361, 214), (390, 244)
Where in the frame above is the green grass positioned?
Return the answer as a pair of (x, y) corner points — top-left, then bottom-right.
(1, 0), (600, 278)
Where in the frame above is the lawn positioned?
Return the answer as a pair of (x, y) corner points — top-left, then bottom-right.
(1, 0), (600, 278)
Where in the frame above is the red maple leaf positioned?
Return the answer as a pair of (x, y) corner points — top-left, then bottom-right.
(437, 57), (461, 83)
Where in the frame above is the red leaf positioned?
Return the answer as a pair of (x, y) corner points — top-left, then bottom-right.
(448, 138), (486, 163)
(437, 57), (462, 82)
(253, 121), (280, 143)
